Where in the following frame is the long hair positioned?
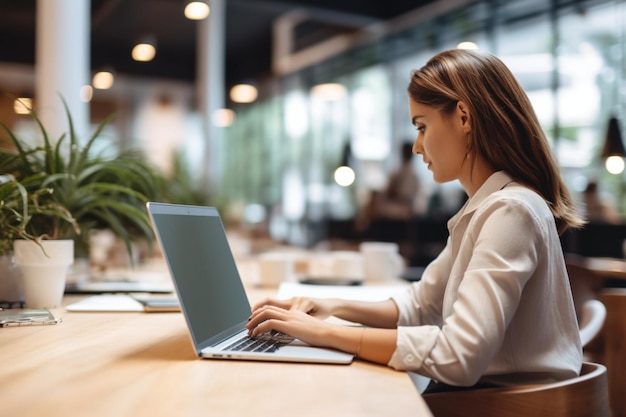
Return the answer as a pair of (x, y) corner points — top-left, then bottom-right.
(407, 48), (584, 233)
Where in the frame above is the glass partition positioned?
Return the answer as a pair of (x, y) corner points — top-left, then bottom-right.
(220, 0), (626, 244)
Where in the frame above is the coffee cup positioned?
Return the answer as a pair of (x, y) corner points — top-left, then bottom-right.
(359, 242), (405, 281)
(306, 252), (335, 278)
(331, 251), (364, 281)
(257, 252), (294, 287)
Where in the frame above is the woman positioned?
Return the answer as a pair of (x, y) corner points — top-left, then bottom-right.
(246, 49), (584, 390)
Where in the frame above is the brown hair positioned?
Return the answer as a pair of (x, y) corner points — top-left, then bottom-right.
(407, 48), (584, 233)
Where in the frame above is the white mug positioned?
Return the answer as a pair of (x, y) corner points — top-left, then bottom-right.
(359, 242), (405, 281)
(331, 251), (364, 281)
(257, 252), (294, 287)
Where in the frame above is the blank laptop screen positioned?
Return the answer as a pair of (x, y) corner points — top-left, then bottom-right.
(149, 204), (251, 349)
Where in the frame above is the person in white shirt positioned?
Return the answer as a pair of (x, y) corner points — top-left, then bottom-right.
(246, 48), (585, 392)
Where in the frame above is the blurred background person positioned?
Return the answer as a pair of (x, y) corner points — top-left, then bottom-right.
(356, 142), (419, 231)
(581, 180), (622, 224)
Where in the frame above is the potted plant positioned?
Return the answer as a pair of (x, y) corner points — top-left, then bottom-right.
(1, 97), (160, 251)
(0, 97), (161, 305)
(0, 173), (77, 307)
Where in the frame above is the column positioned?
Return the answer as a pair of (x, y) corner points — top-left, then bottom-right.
(35, 0), (90, 143)
(197, 0), (225, 193)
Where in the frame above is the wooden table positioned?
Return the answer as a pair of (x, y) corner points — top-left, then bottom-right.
(0, 291), (432, 417)
(581, 257), (626, 280)
(565, 254), (626, 285)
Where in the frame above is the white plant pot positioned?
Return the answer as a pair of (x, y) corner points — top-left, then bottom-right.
(13, 240), (74, 309)
(0, 254), (23, 303)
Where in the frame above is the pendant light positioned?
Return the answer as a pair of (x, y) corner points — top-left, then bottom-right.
(601, 116), (626, 158)
(602, 1), (626, 174)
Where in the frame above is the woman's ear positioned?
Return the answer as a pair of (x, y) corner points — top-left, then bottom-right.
(457, 101), (471, 133)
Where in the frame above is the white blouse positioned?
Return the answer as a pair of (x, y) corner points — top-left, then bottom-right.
(388, 171), (583, 386)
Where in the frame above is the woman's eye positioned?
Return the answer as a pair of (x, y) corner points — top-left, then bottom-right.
(416, 126), (425, 133)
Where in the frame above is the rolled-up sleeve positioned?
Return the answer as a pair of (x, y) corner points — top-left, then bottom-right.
(388, 245), (450, 372)
(389, 325), (441, 370)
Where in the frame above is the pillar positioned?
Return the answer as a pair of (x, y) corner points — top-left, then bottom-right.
(35, 0), (90, 143)
(197, 0), (225, 193)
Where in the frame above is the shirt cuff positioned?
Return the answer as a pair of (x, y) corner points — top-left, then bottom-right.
(388, 325), (440, 371)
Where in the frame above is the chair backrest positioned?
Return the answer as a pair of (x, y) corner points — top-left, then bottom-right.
(579, 299), (607, 347)
(423, 362), (610, 417)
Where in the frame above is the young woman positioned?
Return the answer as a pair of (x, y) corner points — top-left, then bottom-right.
(246, 48), (584, 390)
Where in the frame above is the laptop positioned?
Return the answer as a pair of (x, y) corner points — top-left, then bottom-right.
(146, 202), (354, 364)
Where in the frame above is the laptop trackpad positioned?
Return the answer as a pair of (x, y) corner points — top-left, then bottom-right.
(279, 342), (354, 363)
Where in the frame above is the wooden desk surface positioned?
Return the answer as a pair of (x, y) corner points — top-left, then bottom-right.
(0, 292), (432, 417)
(584, 257), (626, 280)
(565, 253), (626, 281)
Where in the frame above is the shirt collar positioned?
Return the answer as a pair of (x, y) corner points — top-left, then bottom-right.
(449, 171), (514, 226)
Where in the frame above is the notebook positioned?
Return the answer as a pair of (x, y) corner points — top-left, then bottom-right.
(146, 202), (354, 364)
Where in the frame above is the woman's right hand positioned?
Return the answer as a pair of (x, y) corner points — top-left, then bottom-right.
(251, 297), (338, 320)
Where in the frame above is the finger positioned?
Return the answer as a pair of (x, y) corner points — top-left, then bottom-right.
(248, 318), (286, 338)
(290, 297), (315, 314)
(246, 305), (287, 330)
(246, 309), (291, 336)
(251, 297), (293, 311)
(246, 305), (271, 330)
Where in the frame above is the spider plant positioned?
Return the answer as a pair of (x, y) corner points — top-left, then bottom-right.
(0, 97), (161, 260)
(0, 173), (76, 256)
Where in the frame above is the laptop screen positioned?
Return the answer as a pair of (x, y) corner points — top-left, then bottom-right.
(147, 203), (251, 351)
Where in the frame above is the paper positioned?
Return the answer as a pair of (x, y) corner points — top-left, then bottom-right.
(277, 281), (407, 302)
(65, 295), (180, 312)
(65, 280), (173, 294)
(66, 295), (145, 312)
(276, 282), (408, 326)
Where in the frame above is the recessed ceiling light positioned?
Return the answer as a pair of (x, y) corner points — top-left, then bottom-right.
(185, 1), (210, 20)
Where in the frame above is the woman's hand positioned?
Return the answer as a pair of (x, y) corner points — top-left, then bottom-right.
(246, 296), (400, 363)
(245, 303), (335, 347)
(251, 296), (337, 320)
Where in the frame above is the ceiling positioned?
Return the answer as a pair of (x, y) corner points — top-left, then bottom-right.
(0, 0), (437, 89)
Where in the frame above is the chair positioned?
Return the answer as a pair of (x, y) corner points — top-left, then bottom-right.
(579, 299), (607, 347)
(423, 362), (610, 417)
(600, 288), (626, 417)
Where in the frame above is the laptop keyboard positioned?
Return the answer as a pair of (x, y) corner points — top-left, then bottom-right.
(224, 330), (295, 353)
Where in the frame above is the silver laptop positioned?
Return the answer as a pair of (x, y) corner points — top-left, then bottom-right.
(147, 202), (353, 364)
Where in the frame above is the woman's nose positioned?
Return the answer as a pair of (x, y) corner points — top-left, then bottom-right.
(412, 136), (421, 154)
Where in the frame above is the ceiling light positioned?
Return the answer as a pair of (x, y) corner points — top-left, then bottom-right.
(601, 116), (626, 174)
(310, 83), (347, 101)
(80, 85), (93, 102)
(92, 71), (115, 89)
(457, 41), (479, 50)
(334, 166), (356, 187)
(605, 156), (625, 174)
(184, 1), (210, 20)
(13, 98), (32, 115)
(230, 84), (258, 103)
(601, 116), (626, 157)
(212, 108), (236, 127)
(132, 38), (157, 62)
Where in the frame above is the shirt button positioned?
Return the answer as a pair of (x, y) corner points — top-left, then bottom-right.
(406, 354), (415, 362)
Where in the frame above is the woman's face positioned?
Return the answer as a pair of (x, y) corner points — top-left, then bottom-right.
(409, 99), (470, 184)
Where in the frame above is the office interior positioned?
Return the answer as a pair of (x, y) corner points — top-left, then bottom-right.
(2, 0), (626, 260)
(2, 2), (626, 416)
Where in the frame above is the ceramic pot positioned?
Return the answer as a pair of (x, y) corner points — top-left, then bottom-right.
(13, 240), (74, 308)
(0, 254), (23, 304)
